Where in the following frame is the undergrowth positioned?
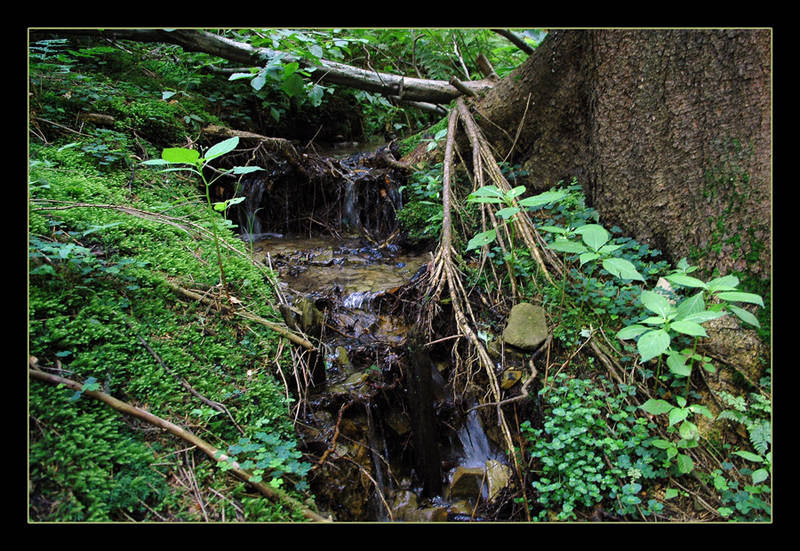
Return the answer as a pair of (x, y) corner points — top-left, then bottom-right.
(28, 40), (315, 521)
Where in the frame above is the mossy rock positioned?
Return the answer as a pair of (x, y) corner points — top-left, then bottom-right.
(502, 303), (548, 352)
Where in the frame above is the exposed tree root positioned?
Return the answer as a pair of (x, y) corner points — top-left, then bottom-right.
(421, 105), (522, 510)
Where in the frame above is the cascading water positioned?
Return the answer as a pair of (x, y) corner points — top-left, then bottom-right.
(236, 175), (266, 238)
(457, 409), (501, 469)
(228, 144), (512, 521)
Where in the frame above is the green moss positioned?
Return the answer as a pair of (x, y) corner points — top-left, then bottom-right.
(29, 134), (308, 521)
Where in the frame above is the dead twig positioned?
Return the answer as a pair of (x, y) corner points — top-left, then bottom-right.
(163, 279), (314, 350)
(125, 318), (245, 435)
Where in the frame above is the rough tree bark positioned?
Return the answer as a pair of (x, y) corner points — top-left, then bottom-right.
(472, 29), (772, 281)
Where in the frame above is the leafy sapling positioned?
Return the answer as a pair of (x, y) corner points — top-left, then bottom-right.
(544, 223), (646, 283)
(640, 395), (714, 475)
(142, 137), (263, 300)
(616, 258), (764, 367)
(465, 184), (568, 251)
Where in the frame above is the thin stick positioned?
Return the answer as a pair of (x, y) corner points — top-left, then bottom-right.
(29, 368), (329, 523)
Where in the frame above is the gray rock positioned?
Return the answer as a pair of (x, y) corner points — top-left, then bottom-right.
(502, 303), (548, 351)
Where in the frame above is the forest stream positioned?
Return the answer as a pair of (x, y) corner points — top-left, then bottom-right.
(235, 145), (510, 521)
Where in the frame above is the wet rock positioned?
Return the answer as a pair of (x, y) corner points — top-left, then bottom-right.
(500, 369), (523, 390)
(390, 490), (448, 522)
(385, 410), (411, 436)
(333, 345), (351, 369)
(484, 459), (511, 501)
(448, 466), (484, 499)
(487, 337), (527, 364)
(448, 460), (512, 502)
(298, 297), (323, 334)
(502, 303), (548, 352)
(406, 507), (449, 522)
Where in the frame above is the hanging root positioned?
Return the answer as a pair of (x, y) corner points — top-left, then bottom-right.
(453, 98), (558, 285)
(422, 105), (521, 485)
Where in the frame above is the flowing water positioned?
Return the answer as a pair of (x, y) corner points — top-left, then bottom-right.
(236, 145), (508, 521)
(245, 232), (508, 520)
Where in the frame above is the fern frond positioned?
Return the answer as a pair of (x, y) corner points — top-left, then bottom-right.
(748, 420), (771, 457)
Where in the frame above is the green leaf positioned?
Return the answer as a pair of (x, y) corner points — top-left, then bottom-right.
(637, 329), (670, 362)
(716, 291), (764, 308)
(675, 292), (704, 320)
(507, 185), (526, 199)
(141, 158), (171, 166)
(231, 166), (264, 174)
(283, 61), (299, 76)
(495, 206), (520, 220)
(664, 488), (679, 500)
(517, 189), (568, 208)
(162, 147), (200, 165)
(598, 243), (622, 255)
(669, 408), (689, 426)
(669, 320), (708, 337)
(281, 72), (304, 97)
(641, 316), (667, 326)
(602, 257), (644, 281)
(751, 468), (769, 484)
(468, 185), (505, 204)
(665, 273), (707, 289)
(733, 450), (763, 463)
(689, 404), (714, 419)
(678, 420), (698, 441)
(548, 238), (587, 254)
(640, 289), (674, 318)
(641, 399), (673, 416)
(228, 71), (257, 81)
(666, 352), (691, 377)
(676, 453), (694, 474)
(537, 225), (570, 235)
(251, 73), (267, 91)
(650, 438), (674, 449)
(466, 229), (497, 250)
(616, 324), (649, 340)
(579, 252), (601, 266)
(575, 224), (610, 251)
(718, 507), (733, 517)
(706, 274), (740, 292)
(680, 310), (727, 324)
(728, 304), (760, 328)
(205, 137), (239, 162)
(308, 84), (324, 107)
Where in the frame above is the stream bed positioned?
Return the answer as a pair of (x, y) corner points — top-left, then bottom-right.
(247, 233), (512, 521)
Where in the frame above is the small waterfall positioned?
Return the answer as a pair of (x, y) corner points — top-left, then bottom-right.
(237, 175), (267, 236)
(342, 179), (359, 231)
(457, 409), (499, 469)
(366, 406), (390, 521)
(342, 290), (380, 310)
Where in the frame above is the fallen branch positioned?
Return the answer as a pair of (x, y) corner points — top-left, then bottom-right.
(34, 29), (495, 105)
(29, 368), (330, 523)
(162, 279), (315, 350)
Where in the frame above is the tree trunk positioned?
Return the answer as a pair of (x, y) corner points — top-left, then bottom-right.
(34, 28), (772, 279)
(472, 29), (771, 280)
